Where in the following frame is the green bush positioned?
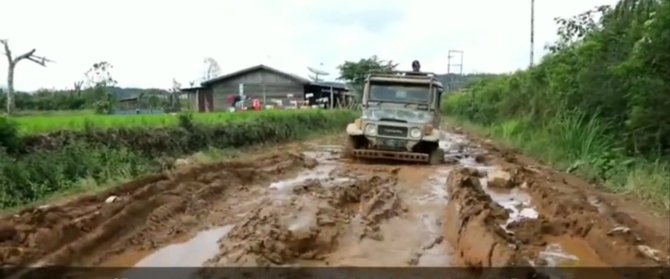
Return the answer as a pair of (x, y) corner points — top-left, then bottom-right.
(444, 0), (670, 208)
(0, 143), (154, 207)
(0, 117), (20, 153)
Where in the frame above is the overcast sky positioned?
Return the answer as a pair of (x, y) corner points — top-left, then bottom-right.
(1, 0), (618, 91)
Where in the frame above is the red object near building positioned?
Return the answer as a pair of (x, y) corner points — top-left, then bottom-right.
(252, 99), (261, 111)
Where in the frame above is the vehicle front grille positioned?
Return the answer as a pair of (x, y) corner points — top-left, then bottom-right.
(378, 125), (408, 137)
(379, 118), (408, 123)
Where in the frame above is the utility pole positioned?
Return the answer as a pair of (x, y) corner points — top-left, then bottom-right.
(530, 0), (535, 67)
(262, 75), (266, 106)
(447, 50), (464, 92)
(329, 86), (334, 109)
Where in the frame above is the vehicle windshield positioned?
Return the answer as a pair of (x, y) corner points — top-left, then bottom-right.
(368, 82), (431, 104)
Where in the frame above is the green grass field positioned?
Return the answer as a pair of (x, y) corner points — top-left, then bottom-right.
(13, 110), (317, 135)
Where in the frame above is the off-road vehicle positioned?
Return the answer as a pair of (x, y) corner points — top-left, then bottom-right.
(343, 65), (445, 164)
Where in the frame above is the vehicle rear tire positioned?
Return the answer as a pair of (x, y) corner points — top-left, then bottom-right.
(429, 146), (444, 165)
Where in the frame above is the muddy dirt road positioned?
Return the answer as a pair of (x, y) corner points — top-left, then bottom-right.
(1, 130), (668, 278)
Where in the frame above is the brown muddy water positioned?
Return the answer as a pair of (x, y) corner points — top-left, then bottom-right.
(105, 132), (597, 272)
(9, 131), (665, 279)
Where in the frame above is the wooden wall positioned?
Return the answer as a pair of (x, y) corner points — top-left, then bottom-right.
(210, 69), (304, 111)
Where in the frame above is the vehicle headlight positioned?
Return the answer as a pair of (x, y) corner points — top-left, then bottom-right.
(410, 127), (422, 138)
(365, 124), (377, 135)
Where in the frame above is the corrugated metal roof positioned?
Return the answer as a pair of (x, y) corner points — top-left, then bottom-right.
(180, 86), (205, 92)
(309, 81), (349, 91)
(117, 96), (139, 102)
(201, 64), (311, 86)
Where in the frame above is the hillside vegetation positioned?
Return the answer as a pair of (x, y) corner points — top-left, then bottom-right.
(445, 0), (670, 209)
(0, 109), (356, 208)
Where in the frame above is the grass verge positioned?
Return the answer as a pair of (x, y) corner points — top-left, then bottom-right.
(0, 130), (341, 215)
(0, 109), (357, 209)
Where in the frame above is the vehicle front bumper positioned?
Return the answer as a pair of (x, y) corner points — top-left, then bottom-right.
(351, 148), (430, 162)
(346, 123), (441, 152)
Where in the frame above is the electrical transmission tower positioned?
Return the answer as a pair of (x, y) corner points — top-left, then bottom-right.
(447, 50), (464, 92)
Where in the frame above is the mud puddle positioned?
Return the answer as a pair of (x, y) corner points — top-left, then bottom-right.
(134, 225), (235, 267)
(485, 182), (539, 230)
(108, 132), (571, 270)
(101, 146), (456, 269)
(538, 236), (607, 267)
(198, 148), (458, 268)
(105, 225), (236, 279)
(443, 132), (541, 232)
(315, 165), (453, 267)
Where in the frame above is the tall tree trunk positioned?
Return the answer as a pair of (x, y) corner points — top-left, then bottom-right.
(1, 39), (51, 115)
(6, 62), (14, 115)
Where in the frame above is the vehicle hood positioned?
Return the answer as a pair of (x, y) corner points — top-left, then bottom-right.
(361, 107), (432, 123)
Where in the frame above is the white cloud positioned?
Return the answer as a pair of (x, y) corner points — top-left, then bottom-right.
(0, 0), (619, 91)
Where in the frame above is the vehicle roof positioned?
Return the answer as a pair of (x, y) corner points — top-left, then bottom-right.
(367, 71), (444, 88)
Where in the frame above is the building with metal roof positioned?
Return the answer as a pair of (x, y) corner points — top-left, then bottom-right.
(181, 64), (349, 112)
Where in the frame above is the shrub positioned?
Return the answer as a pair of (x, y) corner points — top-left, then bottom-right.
(0, 117), (20, 153)
(443, 0), (670, 208)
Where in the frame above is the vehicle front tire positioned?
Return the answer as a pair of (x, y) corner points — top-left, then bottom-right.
(342, 135), (357, 159)
(428, 146), (445, 165)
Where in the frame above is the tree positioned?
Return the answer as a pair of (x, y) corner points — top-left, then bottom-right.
(165, 78), (182, 112)
(1, 39), (53, 115)
(73, 80), (84, 97)
(148, 95), (161, 112)
(84, 61), (116, 88)
(84, 61), (117, 114)
(172, 78), (181, 92)
(547, 5), (611, 53)
(337, 55), (398, 96)
(202, 57), (221, 81)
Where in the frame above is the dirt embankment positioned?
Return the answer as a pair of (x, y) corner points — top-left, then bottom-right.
(444, 168), (524, 267)
(0, 151), (315, 271)
(444, 166), (668, 276)
(472, 128), (670, 264)
(441, 128), (670, 278)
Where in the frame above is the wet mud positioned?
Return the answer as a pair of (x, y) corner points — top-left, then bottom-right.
(1, 131), (669, 278)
